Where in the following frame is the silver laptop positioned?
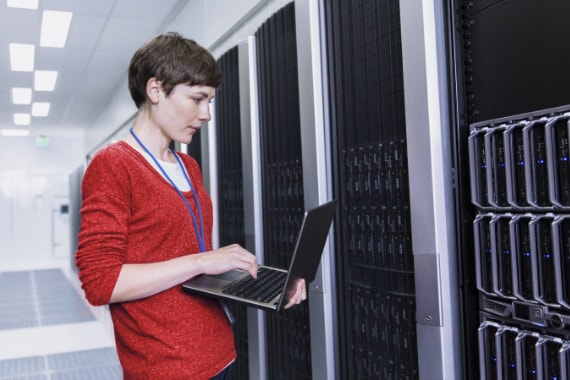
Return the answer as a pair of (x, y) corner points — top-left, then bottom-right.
(182, 200), (337, 312)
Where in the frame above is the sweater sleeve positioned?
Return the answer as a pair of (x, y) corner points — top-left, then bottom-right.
(75, 149), (132, 306)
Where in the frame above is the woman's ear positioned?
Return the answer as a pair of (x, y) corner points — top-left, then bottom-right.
(146, 77), (162, 104)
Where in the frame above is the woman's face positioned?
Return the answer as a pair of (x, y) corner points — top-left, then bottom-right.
(155, 82), (215, 145)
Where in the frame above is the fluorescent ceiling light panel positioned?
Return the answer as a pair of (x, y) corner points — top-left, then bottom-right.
(14, 113), (31, 126)
(40, 11), (73, 48)
(1, 129), (30, 137)
(9, 43), (35, 72)
(34, 70), (58, 91)
(12, 88), (33, 104)
(7, 0), (38, 9)
(32, 102), (51, 117)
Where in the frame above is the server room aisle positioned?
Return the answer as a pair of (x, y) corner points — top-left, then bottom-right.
(0, 268), (121, 379)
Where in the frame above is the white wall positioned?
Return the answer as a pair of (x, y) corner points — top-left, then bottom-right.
(0, 130), (85, 270)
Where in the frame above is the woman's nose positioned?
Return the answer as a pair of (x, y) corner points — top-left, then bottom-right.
(199, 104), (211, 122)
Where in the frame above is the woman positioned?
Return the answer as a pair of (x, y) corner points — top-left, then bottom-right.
(76, 32), (306, 379)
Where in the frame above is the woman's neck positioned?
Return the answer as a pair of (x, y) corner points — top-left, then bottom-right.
(126, 114), (174, 162)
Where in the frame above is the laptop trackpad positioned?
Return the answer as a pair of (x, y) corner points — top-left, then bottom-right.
(192, 270), (248, 288)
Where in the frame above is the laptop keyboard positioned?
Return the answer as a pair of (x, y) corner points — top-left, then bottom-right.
(222, 267), (287, 303)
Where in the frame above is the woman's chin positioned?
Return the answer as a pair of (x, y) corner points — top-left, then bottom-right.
(178, 134), (194, 145)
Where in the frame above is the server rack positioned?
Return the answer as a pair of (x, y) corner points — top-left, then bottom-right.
(454, 0), (570, 378)
(235, 35), (268, 380)
(324, 0), (421, 378)
(207, 2), (335, 377)
(255, 3), (312, 379)
(213, 46), (250, 380)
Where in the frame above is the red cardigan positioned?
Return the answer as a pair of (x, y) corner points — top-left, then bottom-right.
(76, 141), (235, 379)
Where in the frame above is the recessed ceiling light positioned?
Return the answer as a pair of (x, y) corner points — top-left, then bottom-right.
(34, 70), (58, 91)
(1, 129), (30, 137)
(32, 102), (51, 117)
(14, 113), (31, 125)
(12, 88), (33, 104)
(7, 0), (38, 10)
(9, 43), (35, 72)
(40, 11), (73, 48)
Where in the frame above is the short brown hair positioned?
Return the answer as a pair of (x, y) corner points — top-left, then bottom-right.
(128, 32), (222, 108)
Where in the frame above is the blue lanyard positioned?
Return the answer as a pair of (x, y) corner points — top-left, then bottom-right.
(130, 128), (206, 252)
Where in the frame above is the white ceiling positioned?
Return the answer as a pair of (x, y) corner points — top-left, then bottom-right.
(0, 0), (187, 134)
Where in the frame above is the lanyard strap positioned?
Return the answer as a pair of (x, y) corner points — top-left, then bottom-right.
(130, 128), (206, 252)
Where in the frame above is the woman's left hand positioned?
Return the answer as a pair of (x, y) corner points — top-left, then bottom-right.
(283, 278), (307, 309)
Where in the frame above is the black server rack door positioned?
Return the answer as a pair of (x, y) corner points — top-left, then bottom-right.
(255, 3), (310, 379)
(324, 0), (418, 379)
(215, 46), (249, 380)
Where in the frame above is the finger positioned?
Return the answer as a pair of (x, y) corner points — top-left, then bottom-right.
(249, 262), (258, 279)
(299, 279), (307, 300)
(293, 279), (306, 301)
(283, 288), (304, 310)
(231, 248), (258, 278)
(284, 292), (298, 309)
(239, 258), (257, 279)
(284, 297), (296, 309)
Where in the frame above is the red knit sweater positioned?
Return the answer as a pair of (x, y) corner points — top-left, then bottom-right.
(76, 141), (236, 379)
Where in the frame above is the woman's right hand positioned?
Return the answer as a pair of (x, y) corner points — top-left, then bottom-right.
(195, 244), (258, 279)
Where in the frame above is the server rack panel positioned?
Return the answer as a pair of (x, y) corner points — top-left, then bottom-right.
(469, 128), (491, 209)
(324, 0), (418, 376)
(490, 214), (515, 299)
(553, 216), (570, 309)
(504, 122), (531, 210)
(510, 214), (535, 304)
(235, 36), (268, 380)
(496, 324), (519, 380)
(546, 115), (570, 210)
(485, 125), (510, 210)
(562, 342), (570, 379)
(255, 4), (311, 379)
(523, 120), (553, 211)
(214, 46), (249, 380)
(294, 0), (337, 376)
(474, 213), (496, 296)
(515, 330), (540, 380)
(529, 214), (557, 307)
(536, 335), (566, 380)
(478, 320), (500, 379)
